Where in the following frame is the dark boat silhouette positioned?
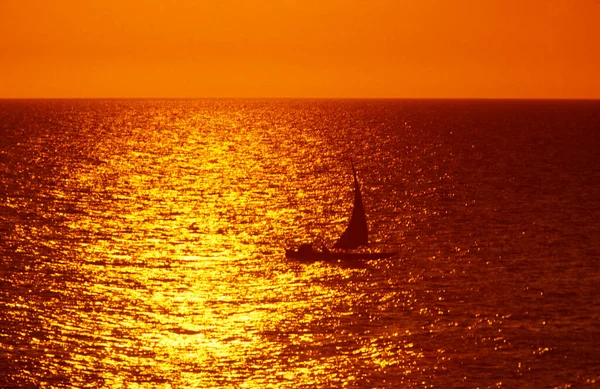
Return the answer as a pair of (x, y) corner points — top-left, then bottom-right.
(285, 162), (396, 261)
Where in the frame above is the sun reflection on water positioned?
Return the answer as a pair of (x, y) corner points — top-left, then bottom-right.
(3, 99), (599, 388)
(37, 102), (403, 387)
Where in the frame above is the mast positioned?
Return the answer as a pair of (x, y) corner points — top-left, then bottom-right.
(333, 161), (368, 250)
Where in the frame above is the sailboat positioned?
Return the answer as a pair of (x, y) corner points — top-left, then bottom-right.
(285, 162), (396, 261)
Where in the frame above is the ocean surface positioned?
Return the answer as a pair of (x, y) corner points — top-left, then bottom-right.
(1, 98), (599, 388)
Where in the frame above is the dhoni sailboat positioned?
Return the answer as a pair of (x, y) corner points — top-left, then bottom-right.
(285, 162), (396, 261)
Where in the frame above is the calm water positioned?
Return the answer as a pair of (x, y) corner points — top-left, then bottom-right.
(1, 99), (599, 388)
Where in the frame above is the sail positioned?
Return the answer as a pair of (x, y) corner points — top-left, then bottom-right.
(333, 162), (368, 249)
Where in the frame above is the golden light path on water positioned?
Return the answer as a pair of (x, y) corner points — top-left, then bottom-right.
(31, 100), (420, 388)
(3, 99), (599, 388)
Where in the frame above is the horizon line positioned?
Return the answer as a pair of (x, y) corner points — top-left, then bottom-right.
(1, 96), (600, 101)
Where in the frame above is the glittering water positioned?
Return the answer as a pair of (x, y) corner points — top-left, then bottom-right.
(1, 99), (599, 388)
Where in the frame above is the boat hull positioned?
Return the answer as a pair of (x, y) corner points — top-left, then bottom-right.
(285, 248), (395, 262)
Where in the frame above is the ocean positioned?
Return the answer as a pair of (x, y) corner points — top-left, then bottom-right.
(1, 99), (599, 388)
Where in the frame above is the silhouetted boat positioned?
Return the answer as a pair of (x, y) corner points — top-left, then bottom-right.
(285, 162), (396, 261)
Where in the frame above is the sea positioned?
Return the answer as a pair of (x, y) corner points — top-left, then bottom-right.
(1, 98), (599, 388)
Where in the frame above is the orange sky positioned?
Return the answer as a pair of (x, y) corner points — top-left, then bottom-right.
(1, 0), (599, 98)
